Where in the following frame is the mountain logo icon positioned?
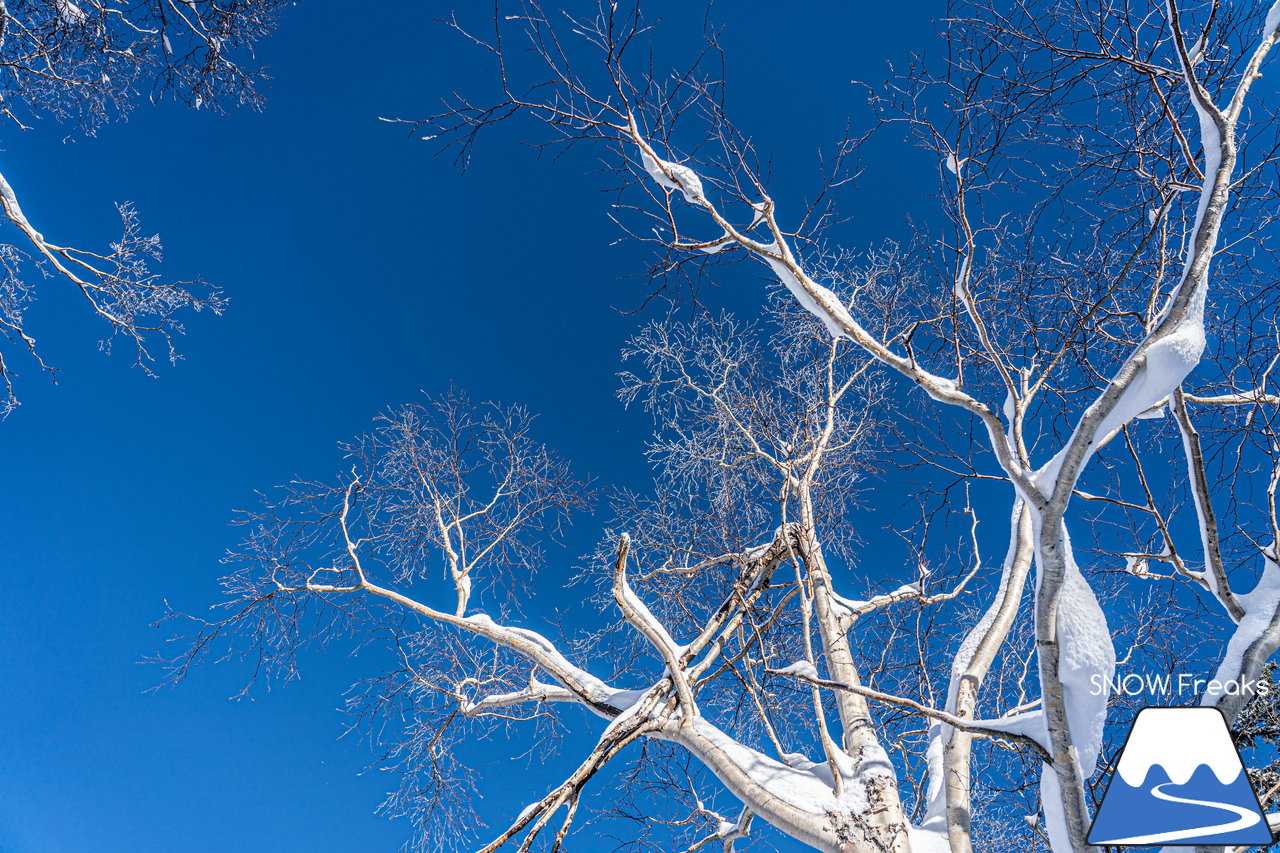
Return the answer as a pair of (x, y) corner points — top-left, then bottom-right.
(1088, 706), (1272, 846)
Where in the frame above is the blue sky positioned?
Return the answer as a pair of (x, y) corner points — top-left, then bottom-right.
(0, 3), (947, 851)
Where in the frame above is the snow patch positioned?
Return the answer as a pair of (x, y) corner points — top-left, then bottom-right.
(698, 234), (732, 254)
(1033, 286), (1205, 494)
(974, 709), (1049, 746)
(1124, 554), (1150, 576)
(907, 826), (950, 853)
(616, 563), (684, 656)
(829, 593), (869, 619)
(1202, 558), (1280, 705)
(641, 151), (704, 203)
(1048, 529), (1115, 778)
(1027, 523), (1115, 852)
(602, 687), (650, 712)
(1040, 767), (1071, 852)
(55, 0), (85, 25)
(669, 717), (848, 812)
(761, 247), (856, 340)
(777, 660), (820, 680)
(1188, 34), (1206, 66)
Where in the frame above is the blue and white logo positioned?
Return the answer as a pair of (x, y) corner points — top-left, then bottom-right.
(1088, 707), (1272, 846)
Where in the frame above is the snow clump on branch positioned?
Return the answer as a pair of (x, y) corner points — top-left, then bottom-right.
(641, 150), (705, 203)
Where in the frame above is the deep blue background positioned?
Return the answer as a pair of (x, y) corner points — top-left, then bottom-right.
(0, 3), (946, 851)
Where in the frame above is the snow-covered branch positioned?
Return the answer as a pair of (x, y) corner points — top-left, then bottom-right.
(768, 666), (1052, 763)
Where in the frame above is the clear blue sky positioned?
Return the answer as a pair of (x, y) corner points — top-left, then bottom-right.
(0, 3), (945, 851)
